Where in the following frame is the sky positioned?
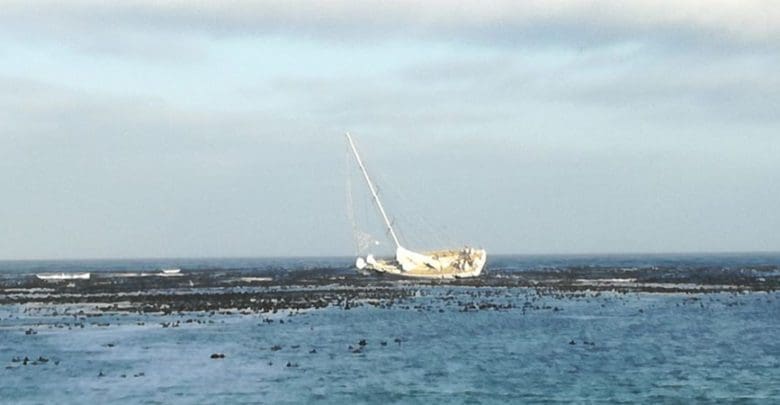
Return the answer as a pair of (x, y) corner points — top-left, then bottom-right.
(1, 1), (778, 259)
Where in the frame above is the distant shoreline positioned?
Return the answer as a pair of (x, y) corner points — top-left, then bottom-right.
(3, 251), (780, 263)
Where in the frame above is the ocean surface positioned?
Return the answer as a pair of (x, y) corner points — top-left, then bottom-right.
(2, 254), (780, 403)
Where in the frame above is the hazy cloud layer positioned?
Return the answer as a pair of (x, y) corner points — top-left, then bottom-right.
(3, 1), (779, 48)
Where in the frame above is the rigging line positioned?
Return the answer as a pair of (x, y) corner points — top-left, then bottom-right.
(369, 169), (412, 247)
(373, 168), (451, 249)
(345, 146), (356, 253)
(347, 137), (425, 251)
(370, 172), (410, 241)
(345, 143), (365, 255)
(346, 141), (383, 255)
(364, 175), (404, 249)
(345, 133), (402, 249)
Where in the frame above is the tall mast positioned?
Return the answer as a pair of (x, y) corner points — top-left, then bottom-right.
(345, 133), (401, 248)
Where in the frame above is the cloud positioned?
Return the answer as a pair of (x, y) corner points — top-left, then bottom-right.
(7, 1), (774, 126)
(2, 1), (778, 50)
(254, 41), (779, 135)
(0, 75), (323, 165)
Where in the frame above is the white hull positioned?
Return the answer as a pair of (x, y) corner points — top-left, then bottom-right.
(359, 248), (487, 279)
(36, 272), (90, 281)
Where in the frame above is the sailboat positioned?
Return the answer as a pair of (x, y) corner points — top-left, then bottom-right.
(345, 133), (487, 279)
(35, 272), (90, 281)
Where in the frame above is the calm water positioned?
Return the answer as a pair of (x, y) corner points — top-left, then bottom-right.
(2, 254), (780, 403)
(3, 252), (780, 275)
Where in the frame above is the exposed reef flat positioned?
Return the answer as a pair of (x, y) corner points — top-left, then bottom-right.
(1, 265), (778, 313)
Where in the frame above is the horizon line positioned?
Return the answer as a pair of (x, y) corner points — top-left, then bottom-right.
(2, 250), (780, 262)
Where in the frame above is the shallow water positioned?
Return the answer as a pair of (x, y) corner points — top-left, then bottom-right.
(2, 255), (780, 403)
(3, 252), (780, 276)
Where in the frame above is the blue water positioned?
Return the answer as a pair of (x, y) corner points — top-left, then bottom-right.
(2, 255), (780, 403)
(3, 252), (780, 275)
(0, 257), (348, 276)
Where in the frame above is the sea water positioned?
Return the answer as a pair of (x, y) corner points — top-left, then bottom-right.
(1, 254), (780, 403)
